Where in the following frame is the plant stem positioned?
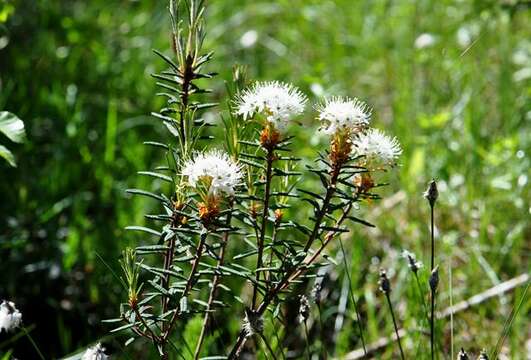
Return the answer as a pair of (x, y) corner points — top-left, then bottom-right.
(252, 148), (274, 309)
(338, 237), (367, 357)
(413, 272), (429, 323)
(267, 224), (279, 287)
(316, 302), (328, 359)
(194, 209), (233, 359)
(259, 332), (279, 360)
(430, 288), (435, 360)
(133, 305), (159, 344)
(430, 205), (434, 271)
(303, 320), (311, 360)
(491, 282), (529, 359)
(302, 166), (341, 253)
(385, 293), (406, 360)
(22, 327), (45, 360)
(163, 230), (208, 343)
(429, 203), (435, 360)
(161, 233), (177, 332)
(227, 197), (354, 359)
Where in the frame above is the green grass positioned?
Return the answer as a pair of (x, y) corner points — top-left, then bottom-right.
(0, 0), (529, 358)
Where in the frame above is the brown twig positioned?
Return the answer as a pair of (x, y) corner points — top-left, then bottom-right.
(252, 148), (275, 308)
(227, 195), (353, 359)
(194, 209), (233, 359)
(162, 230), (208, 344)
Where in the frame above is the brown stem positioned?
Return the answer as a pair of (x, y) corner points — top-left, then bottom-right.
(252, 148), (274, 308)
(178, 55), (194, 142)
(132, 305), (160, 344)
(194, 209), (233, 359)
(302, 164), (341, 253)
(266, 224), (279, 287)
(228, 196), (354, 359)
(162, 230), (208, 342)
(161, 233), (177, 332)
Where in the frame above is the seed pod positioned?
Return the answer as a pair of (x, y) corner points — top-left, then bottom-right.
(429, 265), (439, 292)
(457, 348), (469, 360)
(424, 179), (439, 207)
(379, 269), (391, 294)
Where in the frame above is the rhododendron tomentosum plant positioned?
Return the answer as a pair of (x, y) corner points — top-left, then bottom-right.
(109, 1), (402, 359)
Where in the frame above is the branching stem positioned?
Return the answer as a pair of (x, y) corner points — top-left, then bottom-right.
(252, 147), (275, 308)
(194, 208), (233, 359)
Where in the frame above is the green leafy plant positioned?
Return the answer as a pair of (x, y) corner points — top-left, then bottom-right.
(110, 1), (403, 359)
(0, 111), (25, 166)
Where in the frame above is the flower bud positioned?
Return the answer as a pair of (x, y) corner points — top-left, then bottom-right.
(429, 265), (439, 292)
(457, 348), (469, 360)
(424, 179), (439, 207)
(378, 269), (391, 294)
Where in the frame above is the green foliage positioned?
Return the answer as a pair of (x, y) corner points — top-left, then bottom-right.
(0, 0), (529, 359)
(0, 111), (25, 166)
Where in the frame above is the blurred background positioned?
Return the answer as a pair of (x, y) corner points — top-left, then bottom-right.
(0, 0), (529, 358)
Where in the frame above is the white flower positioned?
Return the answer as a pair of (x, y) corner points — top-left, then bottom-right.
(353, 128), (402, 165)
(82, 343), (108, 360)
(240, 30), (258, 48)
(235, 81), (307, 130)
(0, 300), (22, 333)
(415, 33), (436, 49)
(317, 97), (371, 135)
(182, 150), (243, 196)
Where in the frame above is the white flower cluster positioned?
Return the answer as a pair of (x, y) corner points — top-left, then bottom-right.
(353, 128), (402, 166)
(317, 96), (371, 135)
(235, 81), (401, 165)
(82, 343), (108, 360)
(182, 150), (243, 196)
(0, 300), (22, 333)
(235, 81), (307, 130)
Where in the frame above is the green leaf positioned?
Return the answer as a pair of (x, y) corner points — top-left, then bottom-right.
(138, 171), (173, 182)
(0, 111), (26, 143)
(125, 226), (162, 237)
(110, 323), (135, 333)
(125, 188), (167, 202)
(0, 144), (16, 167)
